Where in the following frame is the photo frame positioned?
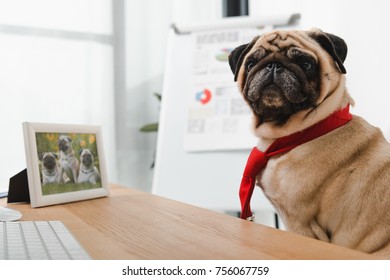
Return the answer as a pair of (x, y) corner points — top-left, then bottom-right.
(22, 122), (109, 207)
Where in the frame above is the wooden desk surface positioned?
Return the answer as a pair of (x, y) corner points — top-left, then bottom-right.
(1, 184), (376, 260)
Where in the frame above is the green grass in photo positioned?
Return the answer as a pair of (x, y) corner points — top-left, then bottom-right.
(42, 182), (102, 196)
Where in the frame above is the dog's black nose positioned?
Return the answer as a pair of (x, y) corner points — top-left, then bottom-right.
(267, 62), (282, 72)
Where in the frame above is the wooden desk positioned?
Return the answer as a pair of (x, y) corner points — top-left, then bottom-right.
(1, 184), (375, 260)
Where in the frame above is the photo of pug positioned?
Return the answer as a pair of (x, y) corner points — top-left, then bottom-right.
(32, 130), (104, 198)
(78, 148), (100, 184)
(58, 135), (80, 184)
(40, 152), (63, 186)
(229, 28), (390, 257)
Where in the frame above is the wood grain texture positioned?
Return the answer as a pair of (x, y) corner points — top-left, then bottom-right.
(1, 184), (378, 260)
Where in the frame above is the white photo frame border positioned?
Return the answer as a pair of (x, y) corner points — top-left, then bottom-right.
(23, 122), (110, 208)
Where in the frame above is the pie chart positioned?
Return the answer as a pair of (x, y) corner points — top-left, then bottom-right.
(195, 89), (212, 105)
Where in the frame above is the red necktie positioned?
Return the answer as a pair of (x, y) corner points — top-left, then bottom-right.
(239, 105), (353, 220)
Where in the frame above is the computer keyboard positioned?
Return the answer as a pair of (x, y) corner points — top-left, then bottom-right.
(0, 220), (91, 260)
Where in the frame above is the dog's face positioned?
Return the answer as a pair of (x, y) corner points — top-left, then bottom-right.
(58, 135), (72, 152)
(42, 152), (58, 171)
(79, 149), (94, 168)
(229, 28), (348, 128)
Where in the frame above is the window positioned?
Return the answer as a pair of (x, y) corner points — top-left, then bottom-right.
(0, 0), (115, 190)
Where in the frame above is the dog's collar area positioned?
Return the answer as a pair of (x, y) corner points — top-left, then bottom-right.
(80, 169), (94, 175)
(239, 105), (353, 220)
(60, 151), (76, 160)
(43, 168), (60, 177)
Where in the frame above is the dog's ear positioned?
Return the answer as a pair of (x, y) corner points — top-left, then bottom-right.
(309, 30), (347, 74)
(228, 36), (259, 81)
(79, 148), (84, 156)
(52, 152), (58, 159)
(67, 136), (72, 142)
(39, 153), (44, 160)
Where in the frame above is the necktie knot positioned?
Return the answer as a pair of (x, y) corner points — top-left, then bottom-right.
(243, 148), (268, 178)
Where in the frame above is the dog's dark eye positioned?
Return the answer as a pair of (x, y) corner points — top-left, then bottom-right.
(299, 59), (317, 74)
(246, 59), (257, 72)
(302, 62), (313, 71)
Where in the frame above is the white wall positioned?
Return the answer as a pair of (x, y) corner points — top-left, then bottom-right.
(250, 0), (390, 136)
(117, 0), (222, 191)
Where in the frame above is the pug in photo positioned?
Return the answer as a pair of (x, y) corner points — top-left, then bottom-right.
(78, 148), (100, 184)
(58, 135), (79, 183)
(229, 28), (390, 257)
(41, 152), (62, 185)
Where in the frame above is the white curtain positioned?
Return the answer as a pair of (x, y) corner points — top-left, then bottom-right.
(0, 0), (116, 191)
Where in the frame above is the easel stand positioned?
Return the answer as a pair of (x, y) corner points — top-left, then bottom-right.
(7, 168), (30, 204)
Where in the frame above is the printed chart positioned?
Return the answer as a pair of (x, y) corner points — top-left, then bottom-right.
(184, 27), (271, 151)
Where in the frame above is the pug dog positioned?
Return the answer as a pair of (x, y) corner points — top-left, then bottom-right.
(58, 135), (79, 183)
(41, 152), (62, 185)
(78, 148), (100, 184)
(229, 28), (390, 257)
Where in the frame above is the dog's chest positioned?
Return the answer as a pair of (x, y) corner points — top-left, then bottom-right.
(44, 168), (61, 182)
(257, 146), (324, 212)
(60, 152), (76, 167)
